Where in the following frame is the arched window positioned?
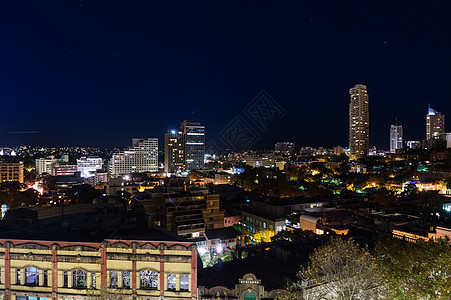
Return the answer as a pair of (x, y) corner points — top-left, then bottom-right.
(72, 270), (87, 288)
(140, 270), (158, 289)
(25, 267), (39, 285)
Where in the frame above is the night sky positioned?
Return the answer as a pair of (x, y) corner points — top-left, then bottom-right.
(1, 1), (450, 149)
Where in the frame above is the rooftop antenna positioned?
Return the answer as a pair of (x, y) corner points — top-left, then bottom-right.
(395, 116), (398, 126)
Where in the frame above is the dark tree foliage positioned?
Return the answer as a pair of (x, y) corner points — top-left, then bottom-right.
(67, 184), (100, 204)
(375, 236), (451, 299)
(0, 181), (38, 209)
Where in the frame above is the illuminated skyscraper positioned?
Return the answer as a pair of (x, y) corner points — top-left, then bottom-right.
(109, 138), (158, 176)
(181, 120), (205, 171)
(164, 130), (185, 173)
(349, 84), (369, 160)
(426, 105), (445, 140)
(390, 124), (403, 153)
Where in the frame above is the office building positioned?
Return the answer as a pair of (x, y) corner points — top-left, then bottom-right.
(181, 120), (205, 171)
(36, 156), (70, 176)
(349, 84), (369, 160)
(52, 164), (78, 176)
(426, 106), (445, 140)
(164, 130), (185, 174)
(141, 182), (224, 239)
(36, 157), (58, 175)
(109, 138), (158, 176)
(0, 162), (24, 183)
(390, 124), (403, 153)
(77, 157), (103, 178)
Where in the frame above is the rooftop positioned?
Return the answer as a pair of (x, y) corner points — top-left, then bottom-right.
(204, 227), (242, 240)
(0, 207), (189, 244)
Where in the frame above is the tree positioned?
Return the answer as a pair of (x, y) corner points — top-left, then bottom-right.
(375, 236), (451, 299)
(0, 181), (26, 192)
(444, 176), (451, 190)
(67, 184), (100, 204)
(0, 182), (37, 209)
(280, 237), (380, 300)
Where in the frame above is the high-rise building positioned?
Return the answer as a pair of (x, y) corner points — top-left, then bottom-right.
(35, 157), (58, 175)
(349, 84), (369, 160)
(35, 156), (70, 176)
(390, 124), (403, 153)
(164, 130), (185, 173)
(109, 138), (158, 176)
(426, 106), (445, 140)
(0, 162), (24, 183)
(181, 120), (205, 171)
(77, 157), (103, 178)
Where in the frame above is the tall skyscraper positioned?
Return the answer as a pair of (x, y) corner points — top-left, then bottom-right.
(109, 138), (158, 176)
(181, 120), (205, 171)
(390, 124), (403, 153)
(349, 84), (369, 160)
(426, 105), (445, 140)
(164, 130), (185, 173)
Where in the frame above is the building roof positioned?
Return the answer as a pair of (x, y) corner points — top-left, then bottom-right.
(204, 227), (242, 240)
(0, 210), (189, 244)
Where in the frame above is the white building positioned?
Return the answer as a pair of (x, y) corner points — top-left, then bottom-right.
(77, 157), (103, 178)
(109, 138), (158, 176)
(439, 133), (451, 148)
(390, 124), (403, 153)
(36, 156), (70, 176)
(406, 140), (421, 149)
(35, 157), (59, 175)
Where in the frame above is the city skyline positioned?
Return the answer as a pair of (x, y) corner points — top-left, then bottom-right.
(0, 1), (450, 149)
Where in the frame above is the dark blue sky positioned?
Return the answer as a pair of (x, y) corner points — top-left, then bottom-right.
(0, 1), (450, 149)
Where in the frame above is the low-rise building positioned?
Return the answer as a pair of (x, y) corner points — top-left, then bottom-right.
(0, 209), (198, 300)
(203, 227), (244, 251)
(241, 210), (286, 242)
